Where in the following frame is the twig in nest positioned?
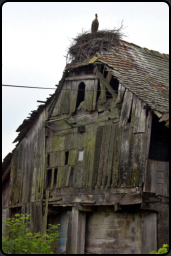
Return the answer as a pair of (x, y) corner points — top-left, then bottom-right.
(66, 21), (127, 64)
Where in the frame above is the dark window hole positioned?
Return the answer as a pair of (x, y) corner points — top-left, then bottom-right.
(76, 82), (85, 109)
(65, 151), (69, 165)
(47, 169), (52, 188)
(148, 114), (169, 161)
(47, 154), (50, 167)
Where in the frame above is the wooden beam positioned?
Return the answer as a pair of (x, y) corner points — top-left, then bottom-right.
(142, 213), (157, 254)
(65, 75), (97, 81)
(70, 207), (86, 254)
(76, 204), (94, 212)
(93, 67), (117, 100)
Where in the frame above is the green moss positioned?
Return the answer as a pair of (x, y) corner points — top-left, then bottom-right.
(131, 167), (139, 186)
(53, 136), (65, 151)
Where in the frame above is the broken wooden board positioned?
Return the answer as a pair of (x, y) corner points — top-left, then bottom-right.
(94, 69), (117, 100)
(118, 123), (133, 187)
(131, 95), (146, 133)
(116, 83), (126, 103)
(119, 89), (133, 128)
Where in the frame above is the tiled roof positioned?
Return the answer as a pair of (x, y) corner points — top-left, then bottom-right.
(66, 40), (169, 114)
(11, 41), (169, 146)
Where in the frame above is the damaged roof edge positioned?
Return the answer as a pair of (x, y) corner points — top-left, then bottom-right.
(13, 69), (68, 144)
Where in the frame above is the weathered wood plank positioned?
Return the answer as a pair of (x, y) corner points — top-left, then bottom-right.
(70, 81), (78, 113)
(93, 126), (103, 187)
(119, 89), (133, 127)
(97, 126), (108, 187)
(131, 133), (146, 187)
(117, 83), (126, 103)
(142, 213), (157, 254)
(60, 82), (70, 114)
(56, 167), (63, 188)
(111, 122), (120, 187)
(118, 123), (133, 187)
(84, 80), (94, 111)
(92, 79), (98, 111)
(71, 207), (79, 254)
(44, 190), (49, 234)
(78, 211), (86, 254)
(68, 149), (77, 166)
(106, 71), (112, 83)
(97, 81), (106, 105)
(88, 128), (97, 187)
(145, 160), (169, 196)
(102, 125), (112, 187)
(163, 162), (169, 197)
(106, 125), (116, 188)
(65, 75), (97, 81)
(133, 96), (146, 133)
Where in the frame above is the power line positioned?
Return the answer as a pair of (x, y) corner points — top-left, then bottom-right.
(2, 84), (56, 89)
(2, 84), (118, 92)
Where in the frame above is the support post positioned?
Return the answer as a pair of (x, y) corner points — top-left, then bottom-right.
(70, 206), (86, 254)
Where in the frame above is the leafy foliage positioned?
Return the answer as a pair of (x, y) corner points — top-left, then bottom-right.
(150, 244), (169, 254)
(2, 213), (60, 254)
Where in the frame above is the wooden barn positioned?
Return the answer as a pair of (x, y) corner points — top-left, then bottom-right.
(2, 36), (169, 254)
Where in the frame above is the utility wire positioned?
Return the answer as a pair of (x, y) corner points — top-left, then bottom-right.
(2, 84), (56, 90)
(2, 84), (118, 92)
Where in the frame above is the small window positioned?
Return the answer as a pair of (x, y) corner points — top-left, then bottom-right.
(78, 150), (84, 161)
(148, 114), (169, 161)
(10, 207), (22, 218)
(65, 151), (69, 165)
(47, 154), (50, 167)
(54, 168), (58, 187)
(47, 169), (52, 188)
(110, 77), (119, 95)
(76, 82), (85, 108)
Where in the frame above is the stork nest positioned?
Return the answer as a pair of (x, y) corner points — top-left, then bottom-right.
(67, 24), (126, 64)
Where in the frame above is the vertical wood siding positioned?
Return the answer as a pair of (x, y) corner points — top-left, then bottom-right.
(9, 109), (46, 205)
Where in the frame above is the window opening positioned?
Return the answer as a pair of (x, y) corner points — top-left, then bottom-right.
(68, 167), (74, 186)
(110, 76), (119, 95)
(76, 82), (85, 109)
(78, 150), (84, 161)
(65, 151), (69, 165)
(47, 169), (52, 188)
(127, 102), (133, 124)
(96, 79), (101, 103)
(10, 207), (22, 218)
(47, 154), (50, 167)
(103, 69), (108, 79)
(54, 168), (58, 187)
(148, 114), (169, 161)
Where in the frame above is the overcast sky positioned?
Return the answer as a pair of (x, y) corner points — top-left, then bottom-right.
(2, 2), (169, 160)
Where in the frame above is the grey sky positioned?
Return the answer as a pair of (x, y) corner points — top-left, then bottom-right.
(2, 2), (169, 160)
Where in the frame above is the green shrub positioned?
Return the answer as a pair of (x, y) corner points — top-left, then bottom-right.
(150, 244), (169, 254)
(2, 213), (60, 254)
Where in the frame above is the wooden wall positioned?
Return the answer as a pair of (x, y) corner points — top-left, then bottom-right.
(9, 108), (46, 205)
(4, 65), (169, 252)
(45, 75), (154, 190)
